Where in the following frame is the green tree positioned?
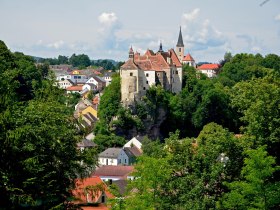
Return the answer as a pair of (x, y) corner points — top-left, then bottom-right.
(230, 77), (280, 160)
(219, 146), (280, 210)
(125, 155), (172, 210)
(0, 40), (94, 209)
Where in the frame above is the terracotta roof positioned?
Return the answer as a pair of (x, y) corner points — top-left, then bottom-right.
(92, 165), (134, 178)
(67, 85), (83, 91)
(92, 96), (99, 105)
(121, 48), (182, 71)
(197, 64), (220, 70)
(72, 176), (114, 204)
(169, 49), (182, 67)
(183, 53), (195, 61)
(121, 58), (138, 70)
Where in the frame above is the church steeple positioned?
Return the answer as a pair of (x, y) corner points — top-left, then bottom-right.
(176, 26), (184, 47)
(158, 41), (163, 53)
(175, 26), (184, 63)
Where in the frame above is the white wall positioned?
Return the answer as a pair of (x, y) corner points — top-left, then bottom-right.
(124, 137), (142, 150)
(98, 157), (118, 166)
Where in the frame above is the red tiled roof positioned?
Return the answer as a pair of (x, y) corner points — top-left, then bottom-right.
(121, 48), (182, 71)
(92, 165), (134, 178)
(197, 64), (220, 70)
(72, 176), (114, 204)
(121, 58), (139, 70)
(169, 48), (182, 67)
(66, 85), (83, 91)
(183, 53), (195, 61)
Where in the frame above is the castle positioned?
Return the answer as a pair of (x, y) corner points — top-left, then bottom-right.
(120, 27), (195, 105)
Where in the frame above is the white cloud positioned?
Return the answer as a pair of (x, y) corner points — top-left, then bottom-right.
(182, 8), (200, 23)
(47, 40), (64, 49)
(275, 14), (280, 21)
(98, 12), (118, 26)
(181, 9), (226, 52)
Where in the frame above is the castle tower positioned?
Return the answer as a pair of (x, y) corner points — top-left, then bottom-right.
(175, 26), (184, 63)
(129, 46), (134, 59)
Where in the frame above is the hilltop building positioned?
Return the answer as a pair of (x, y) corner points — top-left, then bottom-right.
(120, 39), (184, 105)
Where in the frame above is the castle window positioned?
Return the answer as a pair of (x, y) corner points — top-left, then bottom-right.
(176, 71), (178, 74)
(130, 73), (133, 76)
(143, 87), (146, 90)
(179, 48), (181, 52)
(146, 81), (148, 84)
(146, 73), (149, 77)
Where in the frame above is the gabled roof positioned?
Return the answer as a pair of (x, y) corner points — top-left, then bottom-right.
(98, 148), (122, 158)
(92, 165), (134, 178)
(121, 58), (139, 70)
(176, 27), (184, 47)
(124, 147), (142, 157)
(183, 53), (195, 61)
(197, 64), (220, 70)
(77, 139), (96, 148)
(72, 176), (114, 204)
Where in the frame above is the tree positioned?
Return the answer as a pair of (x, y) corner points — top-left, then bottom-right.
(230, 77), (280, 160)
(69, 54), (91, 68)
(125, 155), (172, 210)
(57, 55), (68, 64)
(0, 40), (94, 209)
(219, 146), (280, 210)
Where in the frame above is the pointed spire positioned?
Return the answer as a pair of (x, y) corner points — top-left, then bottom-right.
(158, 40), (163, 53)
(176, 26), (184, 47)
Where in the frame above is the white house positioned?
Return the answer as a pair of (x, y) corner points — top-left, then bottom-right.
(102, 73), (113, 86)
(123, 136), (143, 150)
(197, 64), (221, 78)
(57, 79), (74, 89)
(86, 76), (106, 91)
(182, 53), (196, 67)
(98, 148), (130, 166)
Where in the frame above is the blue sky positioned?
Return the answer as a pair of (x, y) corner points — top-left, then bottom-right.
(0, 0), (279, 62)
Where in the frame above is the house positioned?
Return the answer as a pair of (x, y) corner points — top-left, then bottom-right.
(83, 83), (97, 92)
(56, 79), (74, 89)
(123, 136), (143, 150)
(81, 106), (98, 119)
(86, 76), (106, 91)
(197, 63), (221, 78)
(66, 85), (84, 94)
(123, 147), (142, 164)
(98, 148), (130, 166)
(72, 176), (114, 209)
(92, 165), (135, 182)
(77, 139), (96, 151)
(102, 72), (113, 86)
(183, 53), (196, 67)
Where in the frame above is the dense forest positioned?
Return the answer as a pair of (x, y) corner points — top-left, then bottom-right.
(97, 52), (280, 209)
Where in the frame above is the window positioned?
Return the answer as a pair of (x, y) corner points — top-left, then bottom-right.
(176, 71), (178, 74)
(146, 81), (148, 84)
(101, 194), (105, 203)
(179, 48), (181, 52)
(146, 73), (149, 77)
(130, 72), (133, 76)
(125, 159), (127, 163)
(143, 87), (146, 90)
